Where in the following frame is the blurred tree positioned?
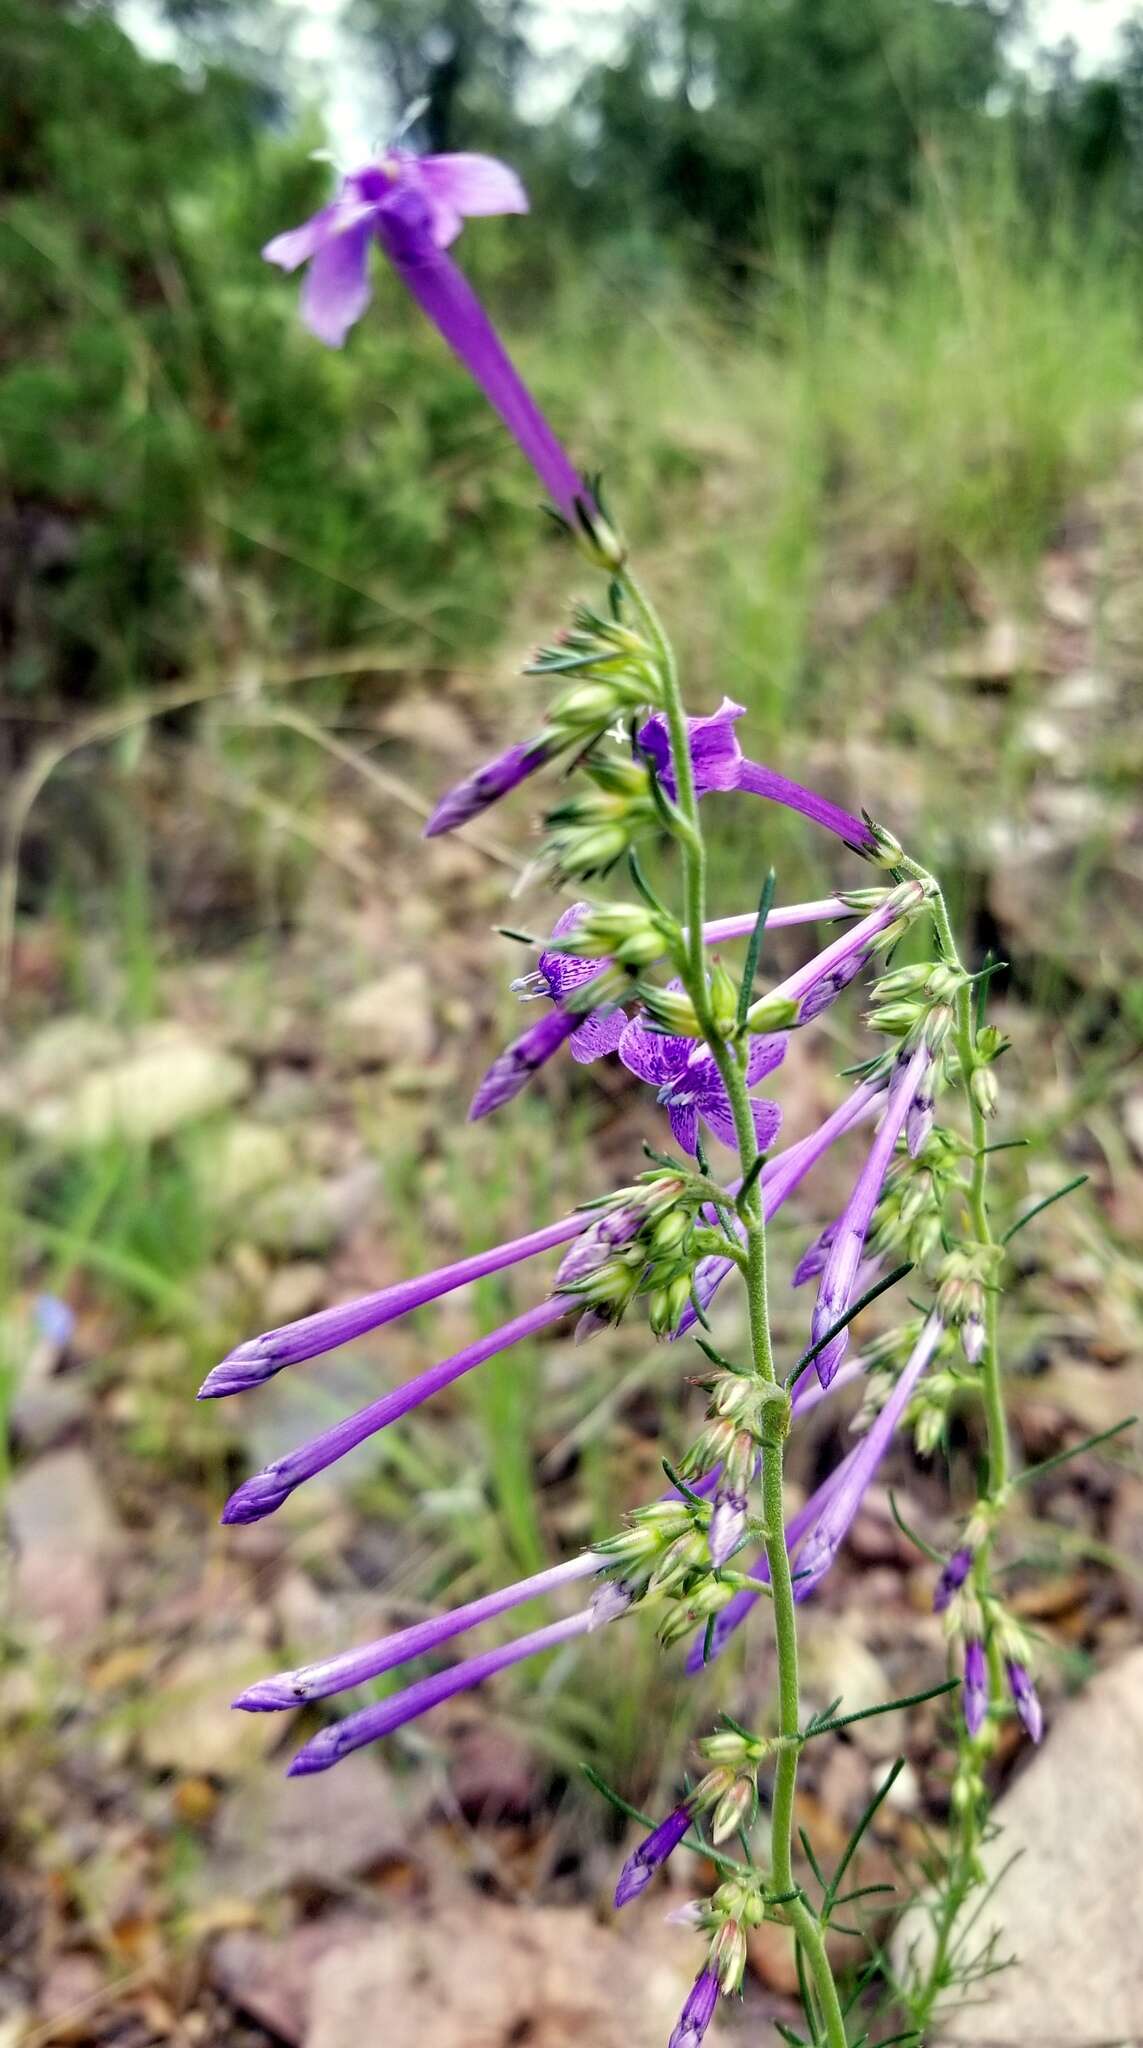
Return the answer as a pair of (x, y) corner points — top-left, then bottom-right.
(568, 0), (1015, 253)
(349, 0), (533, 151)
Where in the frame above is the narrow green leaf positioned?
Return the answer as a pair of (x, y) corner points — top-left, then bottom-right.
(662, 1458), (707, 1507)
(737, 867), (777, 1032)
(977, 1136), (1029, 1157)
(734, 1153), (767, 1216)
(1011, 1415), (1137, 1487)
(798, 1826), (828, 1892)
(580, 1765), (655, 1828)
(627, 847), (670, 919)
(802, 1679), (958, 1741)
(1001, 1173), (1088, 1245)
(888, 1489), (945, 1563)
(823, 1758), (906, 1917)
(785, 1263), (914, 1389)
(494, 925), (538, 946)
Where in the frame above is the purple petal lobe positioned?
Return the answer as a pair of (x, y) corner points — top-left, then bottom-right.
(613, 1803), (692, 1907)
(300, 218), (373, 347)
(419, 153), (529, 232)
(669, 1969), (720, 2048)
(469, 1007), (580, 1119)
(424, 737), (550, 836)
(638, 697), (745, 801)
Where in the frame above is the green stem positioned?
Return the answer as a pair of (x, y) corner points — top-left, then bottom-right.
(624, 577), (846, 2045)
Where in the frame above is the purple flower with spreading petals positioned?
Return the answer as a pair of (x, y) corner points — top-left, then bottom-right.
(792, 1315), (944, 1600)
(264, 150), (587, 522)
(1006, 1660), (1043, 1744)
(669, 1969), (720, 2048)
(614, 1803), (693, 1906)
(933, 1546), (973, 1614)
(638, 701), (879, 854)
(510, 903), (626, 1063)
(618, 1006), (785, 1155)
(638, 698), (747, 800)
(810, 1042), (932, 1386)
(963, 1638), (988, 1737)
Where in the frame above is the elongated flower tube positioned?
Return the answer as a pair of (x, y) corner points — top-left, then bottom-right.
(638, 699), (887, 856)
(746, 881), (928, 1035)
(684, 1448), (860, 1674)
(200, 1211), (589, 1399)
(809, 1042), (932, 1386)
(265, 152), (589, 524)
(613, 1803), (693, 1906)
(674, 1076), (887, 1338)
(423, 736), (554, 838)
(287, 1609), (597, 1775)
(468, 1004), (589, 1119)
(963, 1637), (988, 1737)
(1006, 1660), (1043, 1744)
(792, 1315), (944, 1600)
(221, 1295), (570, 1524)
(668, 1968), (720, 2048)
(933, 1546), (974, 1614)
(234, 1552), (601, 1712)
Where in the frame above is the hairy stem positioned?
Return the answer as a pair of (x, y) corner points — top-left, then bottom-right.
(627, 565), (847, 2048)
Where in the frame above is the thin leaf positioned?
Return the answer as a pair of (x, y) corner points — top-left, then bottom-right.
(1001, 1174), (1088, 1245)
(785, 1263), (914, 1389)
(798, 1826), (828, 1892)
(802, 1678), (958, 1741)
(494, 924), (538, 945)
(580, 1765), (654, 1829)
(832, 1883), (896, 1907)
(687, 1279), (713, 1332)
(695, 1337), (745, 1374)
(627, 847), (670, 919)
(737, 867), (777, 1031)
(888, 1489), (944, 1563)
(1011, 1415), (1137, 1487)
(661, 1458), (707, 1507)
(823, 1758), (906, 1917)
(734, 1153), (767, 1217)
(978, 1136), (1030, 1156)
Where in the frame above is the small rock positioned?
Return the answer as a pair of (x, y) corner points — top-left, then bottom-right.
(331, 965), (433, 1068)
(22, 1027), (250, 1149)
(246, 1164), (380, 1257)
(0, 1016), (123, 1114)
(6, 1448), (120, 1641)
(203, 1122), (294, 1210)
(139, 1643), (287, 1777)
(306, 1897), (693, 2048)
(8, 1378), (87, 1456)
(263, 1261), (329, 1328)
(204, 1752), (406, 1898)
(799, 1620), (907, 1758)
(897, 1646), (1143, 2044)
(210, 1916), (370, 2045)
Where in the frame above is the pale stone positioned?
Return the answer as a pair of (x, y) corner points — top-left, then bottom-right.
(203, 1121), (293, 1210)
(896, 1647), (1143, 2046)
(7, 1448), (120, 1641)
(331, 964), (433, 1068)
(139, 1644), (287, 1777)
(245, 1164), (379, 1258)
(305, 1897), (694, 2048)
(23, 1028), (250, 1148)
(204, 1753), (406, 1899)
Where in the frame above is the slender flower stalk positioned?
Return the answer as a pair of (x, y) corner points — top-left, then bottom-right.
(221, 1296), (570, 1524)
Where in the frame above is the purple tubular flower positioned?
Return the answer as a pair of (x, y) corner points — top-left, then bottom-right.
(792, 1217), (837, 1288)
(613, 1803), (693, 1907)
(760, 889), (921, 1029)
(200, 1211), (588, 1398)
(810, 1044), (931, 1386)
(220, 1295), (570, 1524)
(468, 1005), (584, 1120)
(735, 760), (876, 854)
(638, 701), (877, 853)
(669, 1969), (720, 2048)
(234, 1550), (600, 1711)
(1006, 1659), (1044, 1744)
(792, 1315), (944, 1600)
(618, 1009), (785, 1156)
(963, 1638), (988, 1736)
(287, 1610), (594, 1776)
(674, 1076), (887, 1339)
(638, 697), (747, 800)
(707, 1490), (748, 1567)
(699, 897), (855, 941)
(265, 152), (587, 522)
(423, 736), (552, 837)
(933, 1546), (974, 1614)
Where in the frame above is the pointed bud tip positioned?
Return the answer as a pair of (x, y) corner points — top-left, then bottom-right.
(232, 1678), (298, 1713)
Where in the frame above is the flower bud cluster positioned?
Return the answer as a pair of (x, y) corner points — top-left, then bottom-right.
(936, 1242), (1001, 1365)
(673, 1868), (775, 1996)
(546, 899), (674, 974)
(852, 1318), (959, 1454)
(556, 1168), (735, 1339)
(871, 1127), (963, 1266)
(541, 751), (660, 880)
(680, 1374), (791, 1565)
(526, 601), (661, 741)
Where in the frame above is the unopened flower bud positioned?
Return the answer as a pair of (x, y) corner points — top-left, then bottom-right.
(709, 1917), (748, 1994)
(635, 985), (703, 1037)
(970, 1064), (999, 1119)
(710, 1773), (756, 1845)
(648, 1270), (695, 1338)
(707, 960), (739, 1038)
